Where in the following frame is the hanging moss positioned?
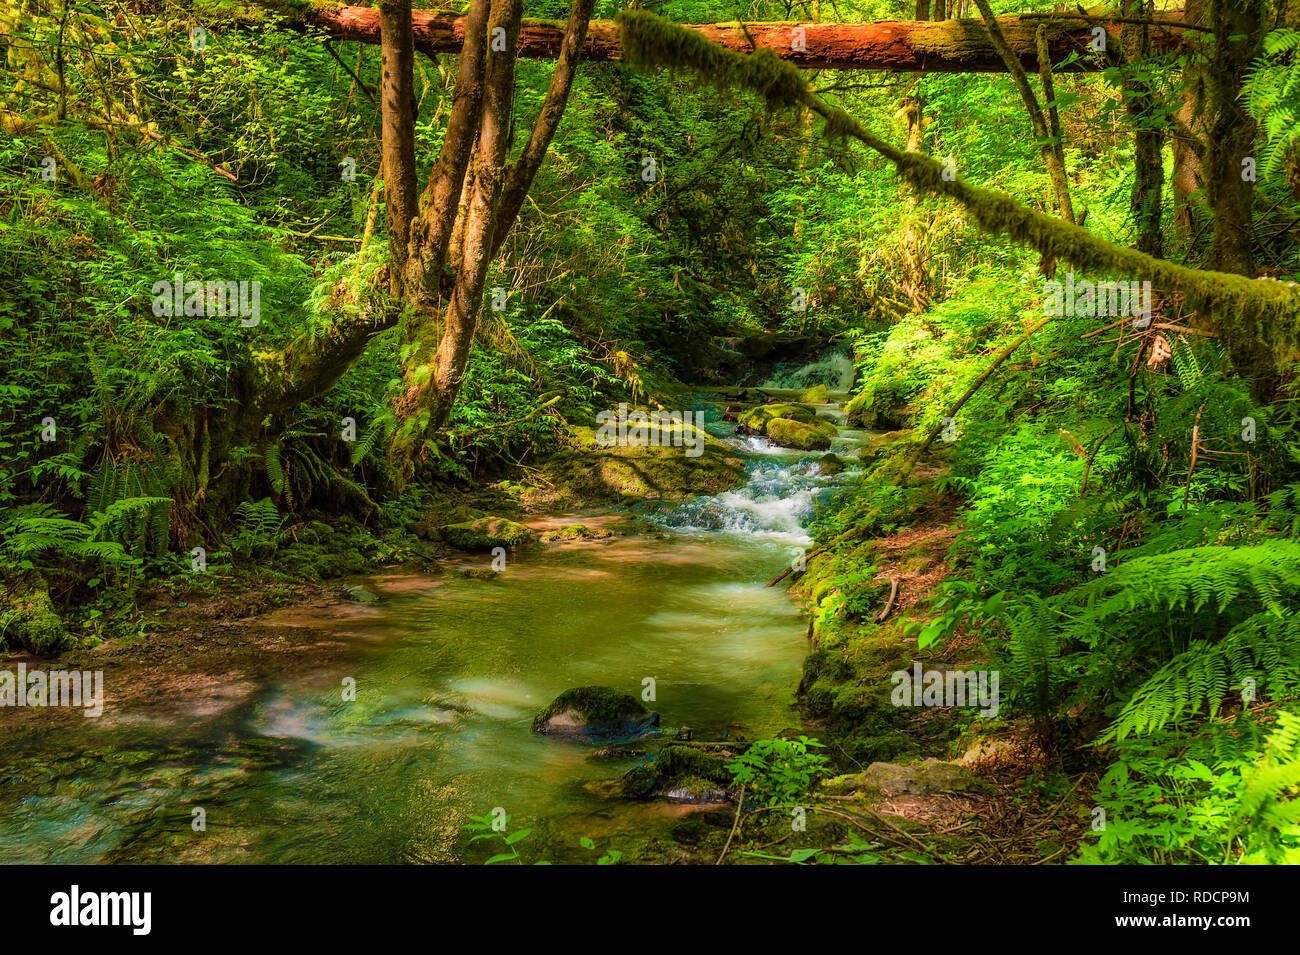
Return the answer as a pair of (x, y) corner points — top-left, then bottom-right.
(613, 9), (1300, 381)
(617, 10), (806, 111)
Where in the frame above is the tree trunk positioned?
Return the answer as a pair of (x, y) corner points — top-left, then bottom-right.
(1123, 2), (1164, 257)
(378, 0), (419, 289)
(972, 0), (1074, 231)
(898, 93), (931, 311)
(268, 6), (1189, 73)
(1205, 0), (1262, 278)
(1171, 0), (1207, 237)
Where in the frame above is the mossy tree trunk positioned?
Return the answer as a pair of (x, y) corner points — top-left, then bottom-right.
(246, 0), (596, 477)
(1205, 0), (1263, 278)
(1171, 0), (1208, 238)
(1122, 2), (1165, 258)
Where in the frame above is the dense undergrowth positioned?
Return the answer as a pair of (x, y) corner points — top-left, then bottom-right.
(4, 0), (1300, 865)
(802, 264), (1300, 863)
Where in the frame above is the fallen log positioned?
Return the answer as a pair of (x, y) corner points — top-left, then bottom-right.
(262, 6), (1188, 73)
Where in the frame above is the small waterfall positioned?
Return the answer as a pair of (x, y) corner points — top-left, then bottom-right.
(654, 458), (832, 545)
(652, 385), (864, 546)
(759, 347), (855, 393)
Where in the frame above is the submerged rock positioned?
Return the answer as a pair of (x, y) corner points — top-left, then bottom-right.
(817, 452), (847, 475)
(439, 516), (534, 551)
(341, 583), (380, 605)
(532, 686), (659, 740)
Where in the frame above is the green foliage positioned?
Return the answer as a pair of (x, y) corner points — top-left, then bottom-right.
(1077, 709), (1300, 864)
(726, 737), (831, 807)
(228, 498), (287, 560)
(0, 502), (137, 570)
(1243, 29), (1300, 176)
(463, 812), (541, 866)
(742, 831), (885, 865)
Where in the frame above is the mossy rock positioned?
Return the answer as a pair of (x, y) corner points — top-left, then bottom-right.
(0, 572), (73, 654)
(844, 388), (910, 430)
(538, 523), (616, 543)
(664, 777), (731, 804)
(653, 743), (733, 785)
(817, 452), (847, 475)
(611, 743), (735, 800)
(439, 516), (534, 551)
(532, 686), (659, 740)
(858, 429), (912, 461)
(799, 383), (830, 403)
(520, 423), (746, 507)
(738, 403), (819, 431)
(768, 417), (834, 451)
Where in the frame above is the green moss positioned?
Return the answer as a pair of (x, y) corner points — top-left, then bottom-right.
(521, 423), (746, 507)
(440, 516), (534, 551)
(799, 383), (830, 403)
(818, 453), (847, 475)
(0, 573), (73, 654)
(739, 403), (818, 431)
(532, 686), (649, 732)
(768, 417), (834, 450)
(653, 744), (733, 785)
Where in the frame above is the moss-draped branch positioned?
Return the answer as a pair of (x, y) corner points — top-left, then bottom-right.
(616, 9), (1299, 386)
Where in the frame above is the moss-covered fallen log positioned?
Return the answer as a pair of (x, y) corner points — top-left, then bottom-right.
(258, 4), (1187, 72)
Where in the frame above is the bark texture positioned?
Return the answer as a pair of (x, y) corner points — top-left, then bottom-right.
(278, 7), (1188, 72)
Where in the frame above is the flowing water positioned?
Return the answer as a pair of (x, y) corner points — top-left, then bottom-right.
(0, 386), (865, 864)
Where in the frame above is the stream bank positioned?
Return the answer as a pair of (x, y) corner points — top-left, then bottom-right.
(0, 360), (1089, 864)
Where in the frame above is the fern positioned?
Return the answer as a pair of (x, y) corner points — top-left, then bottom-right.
(1243, 29), (1300, 176)
(229, 498), (287, 558)
(0, 503), (137, 568)
(87, 456), (175, 556)
(1235, 710), (1300, 863)
(1104, 613), (1300, 741)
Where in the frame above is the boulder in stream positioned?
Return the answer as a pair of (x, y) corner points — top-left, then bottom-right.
(738, 403), (838, 450)
(767, 417), (835, 451)
(608, 743), (736, 803)
(439, 516), (534, 551)
(532, 686), (660, 740)
(817, 452), (847, 475)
